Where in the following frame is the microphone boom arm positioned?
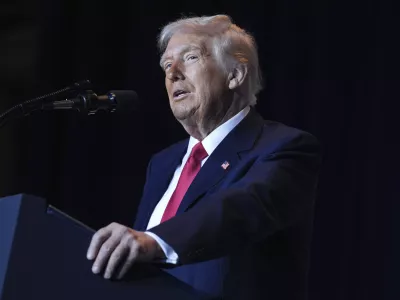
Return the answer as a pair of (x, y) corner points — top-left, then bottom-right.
(0, 80), (91, 130)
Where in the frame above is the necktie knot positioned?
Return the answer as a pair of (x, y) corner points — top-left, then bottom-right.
(190, 142), (208, 162)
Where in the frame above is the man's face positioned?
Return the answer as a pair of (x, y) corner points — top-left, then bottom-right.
(161, 33), (230, 124)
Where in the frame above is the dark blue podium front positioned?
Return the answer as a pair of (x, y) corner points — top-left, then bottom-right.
(0, 194), (210, 300)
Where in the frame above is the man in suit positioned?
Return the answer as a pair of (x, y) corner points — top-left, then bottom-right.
(87, 15), (321, 299)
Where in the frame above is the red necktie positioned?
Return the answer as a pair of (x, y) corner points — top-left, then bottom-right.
(161, 142), (208, 223)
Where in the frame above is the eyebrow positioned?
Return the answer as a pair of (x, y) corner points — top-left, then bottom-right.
(159, 45), (204, 68)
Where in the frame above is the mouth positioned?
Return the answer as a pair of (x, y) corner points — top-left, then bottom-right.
(173, 90), (190, 100)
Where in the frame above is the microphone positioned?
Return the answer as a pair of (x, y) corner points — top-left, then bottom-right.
(42, 90), (139, 115)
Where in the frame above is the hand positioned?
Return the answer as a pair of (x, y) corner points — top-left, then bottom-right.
(86, 222), (165, 280)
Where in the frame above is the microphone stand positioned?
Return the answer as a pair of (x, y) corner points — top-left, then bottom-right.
(0, 80), (91, 130)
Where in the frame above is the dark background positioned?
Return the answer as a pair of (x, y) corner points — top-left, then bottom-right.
(0, 0), (398, 299)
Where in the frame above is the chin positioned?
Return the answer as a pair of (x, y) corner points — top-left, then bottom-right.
(171, 108), (191, 121)
(170, 102), (198, 121)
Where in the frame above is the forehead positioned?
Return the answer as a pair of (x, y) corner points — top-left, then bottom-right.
(161, 34), (208, 61)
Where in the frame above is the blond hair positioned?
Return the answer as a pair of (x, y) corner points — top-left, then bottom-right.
(158, 15), (263, 105)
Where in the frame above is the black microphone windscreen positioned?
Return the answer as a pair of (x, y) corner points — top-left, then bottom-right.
(109, 90), (139, 113)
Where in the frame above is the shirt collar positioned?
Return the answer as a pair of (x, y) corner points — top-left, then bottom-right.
(187, 106), (250, 156)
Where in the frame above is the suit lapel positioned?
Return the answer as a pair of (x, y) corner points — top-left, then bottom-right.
(138, 140), (188, 230)
(176, 109), (265, 214)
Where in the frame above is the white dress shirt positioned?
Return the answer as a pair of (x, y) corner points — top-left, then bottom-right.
(145, 106), (250, 264)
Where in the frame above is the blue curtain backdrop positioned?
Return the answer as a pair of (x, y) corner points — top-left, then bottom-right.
(0, 0), (397, 299)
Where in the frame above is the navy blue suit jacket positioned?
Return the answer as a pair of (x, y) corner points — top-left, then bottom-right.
(133, 109), (321, 299)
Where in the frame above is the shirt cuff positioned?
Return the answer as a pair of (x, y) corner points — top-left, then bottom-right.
(144, 231), (179, 264)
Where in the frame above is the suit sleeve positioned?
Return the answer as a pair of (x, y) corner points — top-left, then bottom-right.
(133, 156), (154, 231)
(148, 132), (322, 265)
(133, 155), (180, 263)
(144, 231), (179, 264)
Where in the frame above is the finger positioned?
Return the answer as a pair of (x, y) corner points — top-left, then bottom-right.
(87, 227), (112, 260)
(116, 244), (140, 280)
(104, 243), (129, 279)
(92, 237), (119, 274)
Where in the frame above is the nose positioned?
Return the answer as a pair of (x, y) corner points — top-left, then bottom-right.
(166, 62), (185, 82)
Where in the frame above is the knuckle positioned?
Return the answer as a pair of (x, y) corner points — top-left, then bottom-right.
(123, 232), (136, 244)
(91, 231), (103, 242)
(100, 241), (115, 255)
(104, 239), (117, 249)
(110, 222), (123, 230)
(111, 253), (121, 261)
(124, 230), (134, 238)
(101, 245), (111, 253)
(96, 226), (110, 236)
(117, 226), (130, 237)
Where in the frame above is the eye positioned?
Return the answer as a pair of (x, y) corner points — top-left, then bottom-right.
(164, 63), (172, 70)
(187, 55), (198, 61)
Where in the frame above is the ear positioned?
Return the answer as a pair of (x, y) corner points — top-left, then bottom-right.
(228, 64), (248, 90)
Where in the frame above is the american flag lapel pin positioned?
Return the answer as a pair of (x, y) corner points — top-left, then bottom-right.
(221, 161), (230, 170)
